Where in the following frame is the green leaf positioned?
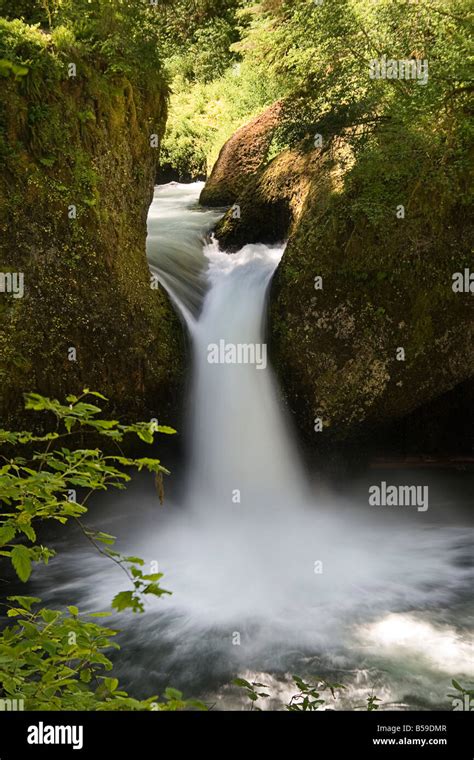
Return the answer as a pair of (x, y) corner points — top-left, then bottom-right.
(19, 524), (36, 542)
(40, 608), (60, 623)
(111, 591), (135, 612)
(93, 532), (116, 546)
(80, 668), (92, 683)
(232, 678), (252, 689)
(11, 545), (32, 582)
(134, 458), (165, 473)
(68, 606), (79, 616)
(104, 677), (119, 692)
(164, 687), (182, 701)
(11, 62), (28, 77)
(7, 595), (40, 610)
(137, 430), (153, 443)
(64, 417), (76, 433)
(0, 524), (16, 545)
(143, 582), (171, 597)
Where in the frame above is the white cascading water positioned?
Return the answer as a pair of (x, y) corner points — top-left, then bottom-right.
(187, 242), (310, 509)
(33, 182), (474, 708)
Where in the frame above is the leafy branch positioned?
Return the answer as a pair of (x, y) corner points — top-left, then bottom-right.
(0, 595), (205, 711)
(0, 390), (174, 611)
(0, 391), (202, 710)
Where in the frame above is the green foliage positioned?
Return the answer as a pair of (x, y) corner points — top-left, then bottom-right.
(0, 596), (205, 710)
(2, 0), (471, 185)
(240, 0), (473, 148)
(234, 674), (352, 711)
(159, 0), (281, 176)
(366, 694), (382, 711)
(232, 677), (270, 709)
(0, 0), (55, 26)
(0, 1), (168, 91)
(157, 0), (245, 78)
(447, 679), (474, 701)
(110, 556), (170, 615)
(162, 58), (282, 178)
(0, 390), (174, 592)
(0, 57), (28, 78)
(162, 0), (473, 186)
(286, 675), (346, 712)
(234, 673), (471, 711)
(0, 391), (203, 711)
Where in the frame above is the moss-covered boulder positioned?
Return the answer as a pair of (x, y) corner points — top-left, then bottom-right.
(213, 140), (337, 251)
(0, 21), (184, 428)
(199, 100), (283, 207)
(269, 136), (474, 445)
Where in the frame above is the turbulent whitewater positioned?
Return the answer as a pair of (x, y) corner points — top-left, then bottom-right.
(33, 183), (474, 709)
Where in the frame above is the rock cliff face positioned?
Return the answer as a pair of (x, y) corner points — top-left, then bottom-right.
(0, 27), (184, 428)
(268, 141), (474, 446)
(203, 110), (474, 450)
(199, 100), (283, 207)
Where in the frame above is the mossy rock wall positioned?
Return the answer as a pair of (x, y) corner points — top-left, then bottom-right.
(269, 137), (474, 445)
(0, 27), (184, 428)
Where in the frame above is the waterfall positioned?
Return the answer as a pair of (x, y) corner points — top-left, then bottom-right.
(143, 183), (472, 637)
(186, 241), (310, 511)
(148, 182), (309, 511)
(31, 182), (474, 708)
